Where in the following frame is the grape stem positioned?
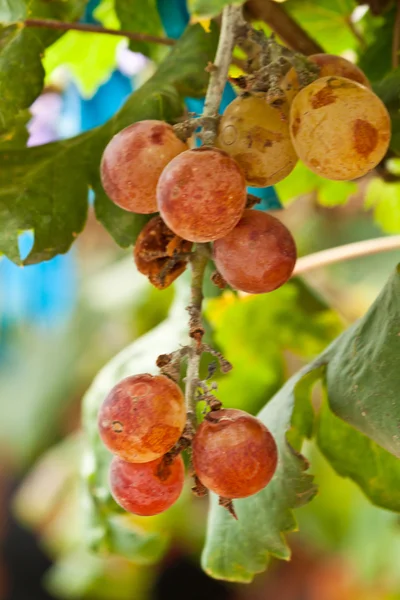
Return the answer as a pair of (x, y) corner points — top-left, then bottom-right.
(184, 4), (244, 425)
(201, 4), (245, 146)
(24, 18), (175, 46)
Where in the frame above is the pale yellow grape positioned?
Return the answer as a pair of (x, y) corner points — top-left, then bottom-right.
(216, 95), (297, 187)
(290, 76), (391, 181)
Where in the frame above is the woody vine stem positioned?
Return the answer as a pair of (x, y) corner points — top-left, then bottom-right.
(184, 5), (244, 426)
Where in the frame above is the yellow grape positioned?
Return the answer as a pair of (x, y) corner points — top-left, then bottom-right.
(290, 76), (391, 180)
(282, 54), (370, 105)
(216, 95), (297, 187)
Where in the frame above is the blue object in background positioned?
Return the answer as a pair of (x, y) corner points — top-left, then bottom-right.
(0, 0), (134, 337)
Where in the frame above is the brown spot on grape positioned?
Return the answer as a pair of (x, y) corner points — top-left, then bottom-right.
(234, 153), (268, 187)
(112, 420), (124, 433)
(291, 116), (301, 138)
(353, 119), (378, 156)
(311, 86), (336, 109)
(246, 126), (282, 151)
(150, 124), (165, 145)
(142, 425), (180, 454)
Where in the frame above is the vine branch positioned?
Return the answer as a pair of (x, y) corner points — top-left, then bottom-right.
(24, 18), (175, 46)
(201, 4), (245, 145)
(293, 236), (400, 276)
(184, 4), (244, 426)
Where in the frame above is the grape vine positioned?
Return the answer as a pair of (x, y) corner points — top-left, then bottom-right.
(95, 2), (394, 522)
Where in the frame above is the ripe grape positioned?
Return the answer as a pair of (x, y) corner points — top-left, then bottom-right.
(282, 54), (370, 104)
(213, 209), (296, 294)
(134, 216), (192, 289)
(157, 147), (246, 242)
(109, 454), (185, 516)
(192, 409), (277, 499)
(290, 76), (391, 180)
(98, 374), (186, 463)
(216, 95), (297, 187)
(100, 120), (188, 214)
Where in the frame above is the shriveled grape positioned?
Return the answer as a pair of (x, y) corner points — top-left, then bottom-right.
(192, 409), (277, 499)
(101, 120), (188, 214)
(290, 76), (391, 180)
(216, 95), (297, 187)
(134, 216), (192, 289)
(157, 147), (246, 242)
(213, 209), (296, 294)
(98, 374), (186, 463)
(110, 455), (185, 516)
(282, 54), (370, 104)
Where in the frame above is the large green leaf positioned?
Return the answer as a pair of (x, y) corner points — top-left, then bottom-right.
(285, 0), (358, 56)
(203, 265), (400, 582)
(201, 365), (321, 583)
(82, 286), (189, 563)
(0, 0), (86, 133)
(317, 395), (400, 512)
(0, 24), (217, 263)
(324, 265), (400, 458)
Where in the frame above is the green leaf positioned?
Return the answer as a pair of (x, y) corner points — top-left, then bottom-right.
(154, 20), (218, 97)
(0, 0), (86, 132)
(275, 161), (357, 207)
(285, 0), (358, 56)
(358, 5), (395, 82)
(372, 68), (400, 156)
(324, 265), (400, 458)
(43, 31), (121, 98)
(0, 108), (30, 148)
(187, 0), (245, 19)
(0, 24), (217, 263)
(115, 0), (166, 59)
(203, 265), (400, 582)
(317, 395), (400, 512)
(206, 279), (343, 415)
(82, 287), (189, 563)
(201, 365), (322, 583)
(93, 183), (155, 249)
(0, 0), (25, 22)
(317, 179), (357, 207)
(365, 178), (400, 233)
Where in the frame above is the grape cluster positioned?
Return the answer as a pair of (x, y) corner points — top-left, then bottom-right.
(98, 374), (277, 515)
(97, 52), (390, 517)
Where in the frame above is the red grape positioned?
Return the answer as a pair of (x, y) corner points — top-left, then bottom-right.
(157, 147), (247, 242)
(98, 374), (186, 463)
(109, 454), (185, 516)
(213, 209), (296, 294)
(192, 409), (277, 498)
(101, 120), (188, 214)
